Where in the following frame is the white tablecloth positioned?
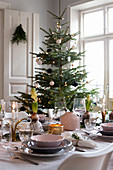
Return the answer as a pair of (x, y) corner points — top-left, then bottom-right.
(0, 139), (113, 170)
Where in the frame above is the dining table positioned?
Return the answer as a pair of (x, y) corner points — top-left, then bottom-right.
(0, 132), (113, 170)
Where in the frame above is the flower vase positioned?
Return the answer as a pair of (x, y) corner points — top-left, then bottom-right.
(60, 112), (80, 131)
(30, 113), (43, 134)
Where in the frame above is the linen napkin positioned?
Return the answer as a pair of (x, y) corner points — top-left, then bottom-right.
(62, 131), (98, 148)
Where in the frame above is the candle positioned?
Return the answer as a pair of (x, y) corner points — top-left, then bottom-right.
(102, 95), (105, 112)
(49, 124), (64, 135)
(12, 102), (16, 120)
(12, 109), (15, 120)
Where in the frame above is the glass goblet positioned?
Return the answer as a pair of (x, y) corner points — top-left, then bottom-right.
(19, 123), (33, 143)
(84, 118), (96, 131)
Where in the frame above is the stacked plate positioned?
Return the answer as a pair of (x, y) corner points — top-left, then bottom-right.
(99, 123), (113, 138)
(19, 134), (74, 157)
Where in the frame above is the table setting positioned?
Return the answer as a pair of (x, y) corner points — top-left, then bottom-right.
(0, 99), (113, 170)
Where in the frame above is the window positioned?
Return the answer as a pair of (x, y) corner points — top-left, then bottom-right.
(70, 1), (113, 109)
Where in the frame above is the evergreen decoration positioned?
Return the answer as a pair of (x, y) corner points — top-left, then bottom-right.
(11, 24), (27, 45)
(15, 0), (98, 114)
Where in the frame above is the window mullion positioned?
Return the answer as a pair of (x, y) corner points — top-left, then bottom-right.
(104, 6), (108, 34)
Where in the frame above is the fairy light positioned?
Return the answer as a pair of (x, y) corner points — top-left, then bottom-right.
(53, 61), (55, 64)
(64, 82), (67, 86)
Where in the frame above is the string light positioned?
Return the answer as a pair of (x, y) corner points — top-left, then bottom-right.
(64, 82), (67, 86)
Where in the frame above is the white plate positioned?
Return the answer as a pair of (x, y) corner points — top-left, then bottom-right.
(16, 145), (75, 157)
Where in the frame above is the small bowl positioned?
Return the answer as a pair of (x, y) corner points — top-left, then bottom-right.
(31, 134), (64, 147)
(101, 123), (113, 131)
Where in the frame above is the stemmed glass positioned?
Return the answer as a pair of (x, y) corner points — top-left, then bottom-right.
(73, 98), (86, 123)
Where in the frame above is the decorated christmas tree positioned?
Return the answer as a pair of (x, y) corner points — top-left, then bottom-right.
(15, 0), (97, 115)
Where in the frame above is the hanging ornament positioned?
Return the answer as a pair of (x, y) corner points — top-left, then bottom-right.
(36, 58), (39, 63)
(37, 59), (42, 65)
(49, 80), (54, 86)
(72, 81), (78, 87)
(72, 64), (74, 67)
(47, 68), (52, 73)
(35, 82), (38, 88)
(72, 45), (76, 50)
(45, 36), (48, 40)
(47, 49), (52, 52)
(64, 82), (67, 87)
(57, 25), (61, 29)
(56, 39), (62, 44)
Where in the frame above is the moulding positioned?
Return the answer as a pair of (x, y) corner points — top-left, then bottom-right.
(0, 1), (10, 9)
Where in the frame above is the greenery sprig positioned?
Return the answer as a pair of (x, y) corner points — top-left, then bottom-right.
(72, 133), (80, 140)
(11, 24), (27, 45)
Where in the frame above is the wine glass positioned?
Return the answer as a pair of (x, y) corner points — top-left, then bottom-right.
(73, 98), (86, 123)
(84, 118), (96, 131)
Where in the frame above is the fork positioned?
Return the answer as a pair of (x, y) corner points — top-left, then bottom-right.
(8, 149), (39, 165)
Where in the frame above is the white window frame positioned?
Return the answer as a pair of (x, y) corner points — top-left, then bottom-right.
(69, 0), (113, 109)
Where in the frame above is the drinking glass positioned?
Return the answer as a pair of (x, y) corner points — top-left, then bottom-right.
(73, 98), (86, 122)
(84, 118), (96, 131)
(19, 123), (33, 143)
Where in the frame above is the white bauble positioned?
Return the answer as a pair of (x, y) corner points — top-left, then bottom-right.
(56, 39), (61, 44)
(49, 80), (54, 86)
(37, 60), (42, 65)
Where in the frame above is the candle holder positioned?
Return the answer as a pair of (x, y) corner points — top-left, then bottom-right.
(48, 124), (64, 135)
(4, 102), (19, 141)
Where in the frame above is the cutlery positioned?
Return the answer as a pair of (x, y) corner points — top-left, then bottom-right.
(8, 149), (39, 165)
(75, 147), (86, 152)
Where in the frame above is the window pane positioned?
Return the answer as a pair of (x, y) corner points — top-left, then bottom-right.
(85, 41), (104, 98)
(84, 10), (104, 37)
(109, 39), (113, 98)
(108, 7), (113, 33)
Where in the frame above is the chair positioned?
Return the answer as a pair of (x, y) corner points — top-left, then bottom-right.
(57, 143), (113, 170)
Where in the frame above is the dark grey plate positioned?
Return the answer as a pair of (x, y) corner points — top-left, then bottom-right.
(27, 139), (72, 154)
(99, 130), (113, 136)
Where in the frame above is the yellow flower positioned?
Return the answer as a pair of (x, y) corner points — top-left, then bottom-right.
(31, 88), (38, 102)
(87, 94), (90, 102)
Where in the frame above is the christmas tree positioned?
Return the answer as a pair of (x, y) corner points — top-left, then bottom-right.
(15, 0), (97, 115)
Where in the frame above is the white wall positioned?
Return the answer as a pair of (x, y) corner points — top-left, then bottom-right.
(0, 0), (58, 48)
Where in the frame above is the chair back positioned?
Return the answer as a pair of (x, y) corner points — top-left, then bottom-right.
(57, 143), (113, 170)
